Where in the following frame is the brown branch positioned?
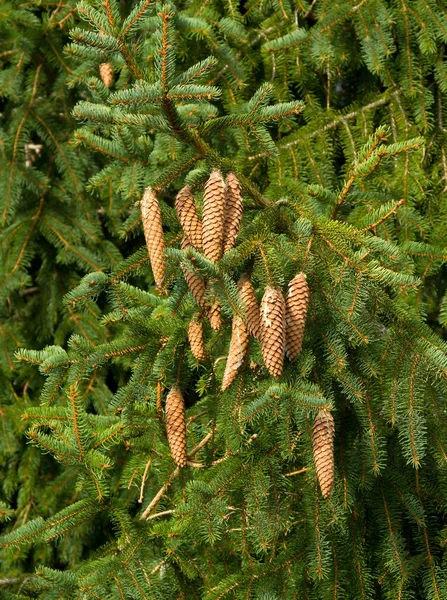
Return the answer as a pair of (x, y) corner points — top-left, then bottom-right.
(360, 198), (405, 232)
(140, 427), (216, 519)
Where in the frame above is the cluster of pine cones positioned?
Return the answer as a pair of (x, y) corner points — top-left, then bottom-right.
(140, 170), (334, 498)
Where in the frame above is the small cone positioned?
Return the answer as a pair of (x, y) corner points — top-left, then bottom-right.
(181, 237), (207, 308)
(188, 315), (205, 362)
(222, 172), (243, 254)
(208, 299), (222, 331)
(202, 169), (226, 262)
(141, 187), (166, 292)
(165, 388), (187, 468)
(175, 186), (202, 250)
(238, 274), (261, 339)
(260, 287), (286, 378)
(99, 62), (113, 87)
(222, 315), (249, 391)
(286, 273), (309, 361)
(312, 411), (335, 498)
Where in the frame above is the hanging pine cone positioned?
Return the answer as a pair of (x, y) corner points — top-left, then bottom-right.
(188, 315), (205, 362)
(286, 273), (309, 361)
(222, 172), (243, 254)
(208, 298), (222, 331)
(222, 315), (249, 391)
(181, 237), (207, 308)
(99, 62), (113, 88)
(165, 388), (187, 468)
(312, 411), (335, 498)
(175, 185), (202, 250)
(238, 274), (261, 339)
(260, 287), (286, 378)
(141, 187), (166, 292)
(202, 169), (226, 262)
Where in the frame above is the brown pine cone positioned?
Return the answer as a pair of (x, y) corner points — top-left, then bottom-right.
(99, 62), (113, 88)
(208, 298), (222, 331)
(165, 388), (187, 468)
(312, 411), (335, 498)
(140, 187), (166, 292)
(175, 185), (202, 250)
(222, 315), (249, 391)
(181, 237), (207, 308)
(286, 273), (309, 361)
(222, 172), (243, 254)
(188, 315), (205, 362)
(202, 169), (226, 262)
(260, 287), (286, 378)
(238, 274), (261, 339)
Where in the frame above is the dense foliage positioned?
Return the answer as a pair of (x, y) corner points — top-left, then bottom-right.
(1, 0), (447, 598)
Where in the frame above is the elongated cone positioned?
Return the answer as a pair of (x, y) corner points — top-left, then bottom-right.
(202, 169), (226, 262)
(181, 237), (207, 308)
(188, 315), (205, 362)
(286, 273), (309, 361)
(141, 187), (166, 292)
(222, 315), (249, 391)
(99, 62), (113, 88)
(165, 388), (187, 468)
(238, 274), (260, 339)
(312, 411), (335, 498)
(208, 298), (222, 331)
(175, 185), (202, 250)
(222, 172), (243, 254)
(260, 287), (286, 378)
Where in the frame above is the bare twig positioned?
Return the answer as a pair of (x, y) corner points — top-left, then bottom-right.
(140, 427), (217, 519)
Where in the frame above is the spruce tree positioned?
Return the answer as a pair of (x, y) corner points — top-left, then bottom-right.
(1, 1), (447, 599)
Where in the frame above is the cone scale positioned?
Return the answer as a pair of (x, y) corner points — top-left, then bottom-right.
(260, 287), (286, 378)
(238, 274), (261, 339)
(202, 169), (226, 263)
(312, 411), (335, 498)
(140, 187), (166, 292)
(222, 315), (249, 391)
(165, 388), (187, 468)
(286, 273), (309, 361)
(175, 185), (202, 250)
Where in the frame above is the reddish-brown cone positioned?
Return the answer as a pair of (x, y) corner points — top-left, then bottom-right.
(286, 273), (309, 361)
(222, 315), (249, 391)
(181, 237), (207, 308)
(140, 187), (166, 292)
(260, 287), (286, 378)
(202, 169), (226, 262)
(175, 185), (202, 250)
(238, 274), (261, 339)
(165, 388), (187, 468)
(99, 62), (113, 88)
(222, 172), (243, 254)
(208, 298), (222, 331)
(188, 316), (205, 362)
(312, 411), (335, 498)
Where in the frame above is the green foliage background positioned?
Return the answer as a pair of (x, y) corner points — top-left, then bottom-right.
(1, 0), (447, 598)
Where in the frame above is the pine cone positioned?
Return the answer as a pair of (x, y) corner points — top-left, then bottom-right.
(99, 62), (113, 88)
(286, 273), (309, 361)
(260, 287), (286, 378)
(181, 237), (207, 308)
(222, 172), (243, 254)
(238, 274), (261, 339)
(188, 315), (205, 362)
(175, 185), (202, 250)
(141, 187), (166, 292)
(312, 411), (335, 498)
(222, 315), (249, 391)
(165, 388), (187, 468)
(208, 298), (222, 331)
(202, 169), (226, 262)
